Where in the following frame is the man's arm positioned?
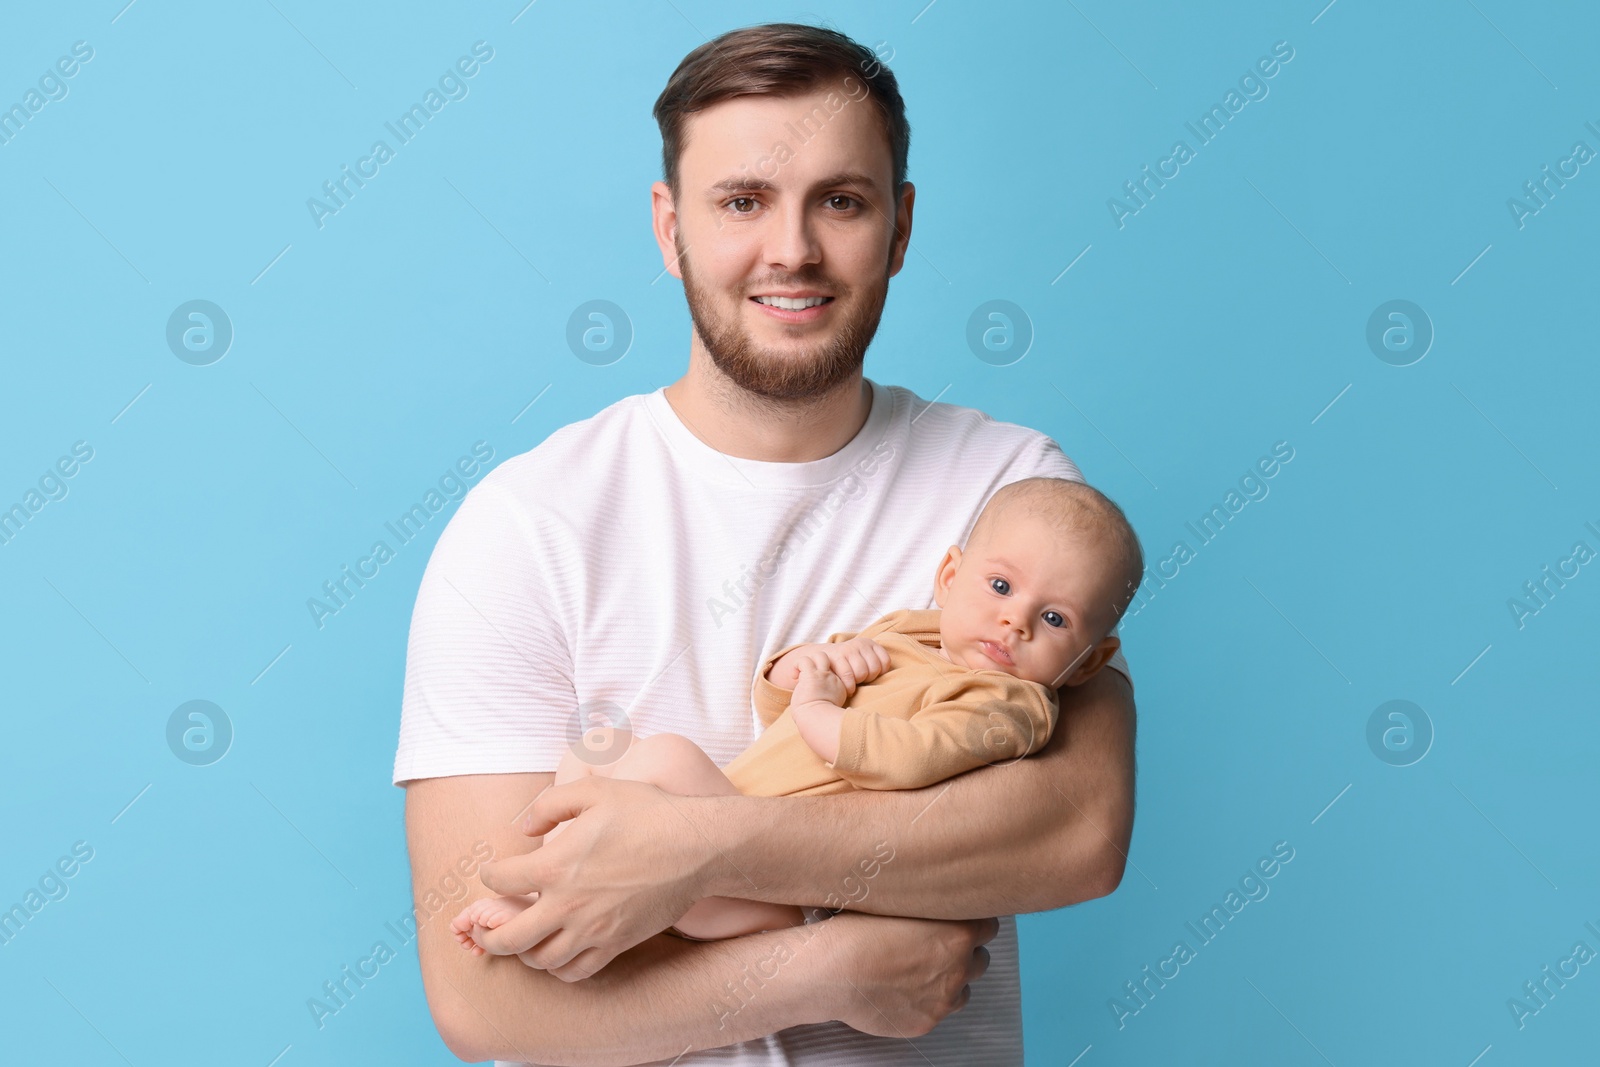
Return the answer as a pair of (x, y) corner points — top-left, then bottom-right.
(406, 771), (998, 1064)
(407, 772), (834, 1063)
(710, 664), (1135, 917)
(469, 668), (1132, 978)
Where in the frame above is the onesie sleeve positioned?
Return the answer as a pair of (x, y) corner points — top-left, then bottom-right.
(750, 639), (806, 728)
(828, 673), (1058, 791)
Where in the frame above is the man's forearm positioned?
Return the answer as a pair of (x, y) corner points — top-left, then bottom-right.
(707, 666), (1136, 918)
(433, 922), (837, 1065)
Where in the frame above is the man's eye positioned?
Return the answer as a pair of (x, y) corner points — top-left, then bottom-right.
(827, 195), (858, 210)
(990, 578), (1010, 595)
(727, 197), (757, 213)
(1044, 611), (1065, 628)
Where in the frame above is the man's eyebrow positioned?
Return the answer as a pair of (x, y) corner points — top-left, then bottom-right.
(708, 171), (882, 195)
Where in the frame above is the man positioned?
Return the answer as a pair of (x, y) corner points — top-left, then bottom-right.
(396, 22), (1135, 1066)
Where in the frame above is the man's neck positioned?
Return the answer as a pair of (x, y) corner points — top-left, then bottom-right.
(662, 356), (873, 463)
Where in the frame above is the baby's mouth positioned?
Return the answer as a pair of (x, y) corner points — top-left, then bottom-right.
(978, 640), (1014, 666)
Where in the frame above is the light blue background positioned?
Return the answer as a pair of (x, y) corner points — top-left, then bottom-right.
(2, 1), (1596, 1063)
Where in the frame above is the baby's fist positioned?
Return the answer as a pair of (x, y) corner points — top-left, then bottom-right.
(829, 637), (891, 687)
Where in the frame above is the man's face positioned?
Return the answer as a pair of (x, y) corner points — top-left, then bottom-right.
(652, 85), (914, 401)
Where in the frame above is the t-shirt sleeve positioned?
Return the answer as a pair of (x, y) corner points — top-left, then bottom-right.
(393, 479), (579, 785)
(1005, 434), (1134, 692)
(830, 674), (1057, 791)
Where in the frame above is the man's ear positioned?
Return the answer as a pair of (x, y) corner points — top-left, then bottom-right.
(887, 180), (916, 278)
(932, 544), (961, 608)
(650, 180), (683, 280)
(1063, 636), (1120, 687)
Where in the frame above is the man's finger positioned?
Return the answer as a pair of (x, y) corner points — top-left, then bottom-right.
(527, 925), (614, 977)
(549, 945), (612, 983)
(523, 778), (598, 837)
(967, 944), (991, 984)
(476, 897), (563, 957)
(478, 851), (547, 897)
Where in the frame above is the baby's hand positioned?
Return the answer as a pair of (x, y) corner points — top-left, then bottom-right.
(823, 637), (890, 689)
(451, 894), (537, 956)
(791, 661), (852, 707)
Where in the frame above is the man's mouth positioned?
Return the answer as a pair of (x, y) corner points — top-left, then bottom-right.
(751, 295), (834, 310)
(749, 294), (835, 323)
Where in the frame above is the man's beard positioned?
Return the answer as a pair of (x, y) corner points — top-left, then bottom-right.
(678, 238), (889, 402)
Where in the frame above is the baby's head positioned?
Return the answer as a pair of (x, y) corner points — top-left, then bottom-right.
(932, 478), (1143, 689)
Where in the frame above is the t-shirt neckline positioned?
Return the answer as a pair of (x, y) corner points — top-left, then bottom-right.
(642, 377), (894, 489)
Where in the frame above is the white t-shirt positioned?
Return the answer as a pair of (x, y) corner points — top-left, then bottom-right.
(394, 378), (1131, 1066)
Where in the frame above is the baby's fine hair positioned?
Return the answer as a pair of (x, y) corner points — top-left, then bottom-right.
(967, 477), (1144, 630)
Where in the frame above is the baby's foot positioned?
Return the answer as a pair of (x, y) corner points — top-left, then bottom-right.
(451, 894), (536, 956)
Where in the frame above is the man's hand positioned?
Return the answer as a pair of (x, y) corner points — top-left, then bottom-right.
(818, 911), (999, 1037)
(473, 776), (716, 982)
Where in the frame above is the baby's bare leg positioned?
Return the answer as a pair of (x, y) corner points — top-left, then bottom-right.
(542, 726), (637, 846)
(457, 729), (804, 952)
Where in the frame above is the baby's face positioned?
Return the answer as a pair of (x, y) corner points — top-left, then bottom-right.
(933, 513), (1115, 688)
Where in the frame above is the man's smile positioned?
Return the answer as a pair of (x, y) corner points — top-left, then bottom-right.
(749, 294), (835, 322)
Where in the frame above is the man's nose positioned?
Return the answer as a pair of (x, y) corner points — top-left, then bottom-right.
(764, 202), (821, 271)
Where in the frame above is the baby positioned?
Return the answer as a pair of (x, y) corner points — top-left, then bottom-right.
(452, 476), (1143, 951)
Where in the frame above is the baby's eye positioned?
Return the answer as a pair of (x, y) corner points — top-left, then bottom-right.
(1043, 611), (1066, 628)
(990, 578), (1010, 595)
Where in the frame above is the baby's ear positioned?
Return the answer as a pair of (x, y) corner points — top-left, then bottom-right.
(931, 545), (961, 606)
(1064, 636), (1120, 686)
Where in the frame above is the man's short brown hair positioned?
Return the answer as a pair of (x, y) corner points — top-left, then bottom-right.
(652, 22), (911, 197)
